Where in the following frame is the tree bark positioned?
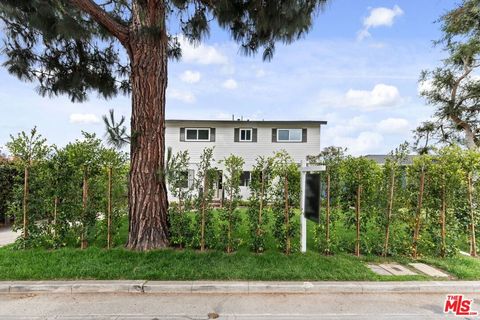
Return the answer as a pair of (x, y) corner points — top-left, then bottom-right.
(325, 173), (331, 255)
(107, 166), (112, 249)
(125, 1), (170, 251)
(355, 184), (361, 257)
(467, 173), (477, 257)
(412, 169), (425, 259)
(23, 166), (29, 241)
(383, 170), (395, 257)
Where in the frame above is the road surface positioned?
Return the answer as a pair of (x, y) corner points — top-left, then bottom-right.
(1, 292), (478, 319)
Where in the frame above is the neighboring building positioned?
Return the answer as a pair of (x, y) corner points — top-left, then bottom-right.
(364, 154), (416, 166)
(165, 119), (327, 200)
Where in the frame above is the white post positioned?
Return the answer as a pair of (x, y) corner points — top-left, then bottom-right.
(300, 161), (307, 253)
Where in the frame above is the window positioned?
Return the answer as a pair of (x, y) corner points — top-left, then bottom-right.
(178, 170), (195, 188)
(277, 129), (302, 142)
(240, 171), (251, 187)
(179, 171), (189, 188)
(240, 129), (252, 142)
(185, 128), (210, 141)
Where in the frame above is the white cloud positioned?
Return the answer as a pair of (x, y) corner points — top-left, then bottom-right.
(168, 88), (196, 103)
(377, 117), (409, 134)
(69, 113), (100, 124)
(358, 5), (404, 40)
(178, 37), (228, 65)
(345, 84), (401, 110)
(180, 70), (201, 83)
(222, 78), (238, 90)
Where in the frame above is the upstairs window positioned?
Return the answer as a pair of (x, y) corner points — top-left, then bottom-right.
(277, 129), (302, 142)
(240, 129), (252, 142)
(185, 128), (210, 141)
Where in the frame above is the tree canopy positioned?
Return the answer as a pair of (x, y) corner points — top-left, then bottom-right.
(1, 0), (328, 102)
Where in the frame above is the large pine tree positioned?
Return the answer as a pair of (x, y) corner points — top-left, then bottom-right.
(0, 0), (328, 250)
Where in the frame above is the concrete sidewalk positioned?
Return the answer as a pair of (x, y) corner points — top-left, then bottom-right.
(0, 280), (479, 294)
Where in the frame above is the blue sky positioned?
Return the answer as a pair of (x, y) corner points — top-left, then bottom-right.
(0, 1), (457, 155)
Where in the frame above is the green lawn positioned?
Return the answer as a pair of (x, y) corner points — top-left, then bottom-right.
(0, 212), (478, 281)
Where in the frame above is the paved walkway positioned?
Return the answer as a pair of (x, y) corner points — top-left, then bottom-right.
(0, 228), (19, 247)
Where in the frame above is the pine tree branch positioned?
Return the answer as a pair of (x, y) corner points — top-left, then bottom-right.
(69, 0), (129, 45)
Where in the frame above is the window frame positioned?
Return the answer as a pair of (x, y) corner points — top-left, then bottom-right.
(277, 128), (303, 142)
(239, 128), (253, 142)
(185, 128), (211, 141)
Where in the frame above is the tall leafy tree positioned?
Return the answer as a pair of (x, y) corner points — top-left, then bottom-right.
(340, 156), (381, 257)
(419, 0), (480, 150)
(0, 0), (330, 250)
(308, 146), (345, 254)
(219, 154), (244, 253)
(6, 127), (49, 241)
(382, 142), (409, 257)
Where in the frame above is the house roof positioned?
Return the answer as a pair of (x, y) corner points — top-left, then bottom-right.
(364, 154), (416, 165)
(165, 119), (328, 125)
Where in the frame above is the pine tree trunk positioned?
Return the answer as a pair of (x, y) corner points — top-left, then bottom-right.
(23, 166), (29, 241)
(355, 184), (361, 257)
(467, 173), (477, 257)
(125, 3), (169, 250)
(412, 169), (425, 259)
(107, 166), (112, 249)
(383, 170), (395, 257)
(440, 180), (447, 258)
(325, 173), (331, 255)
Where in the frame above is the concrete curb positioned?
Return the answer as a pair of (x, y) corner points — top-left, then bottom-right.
(0, 281), (479, 294)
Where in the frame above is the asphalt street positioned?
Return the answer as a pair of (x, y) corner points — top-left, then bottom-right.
(1, 292), (478, 320)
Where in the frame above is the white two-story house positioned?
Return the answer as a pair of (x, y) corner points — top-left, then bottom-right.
(165, 119), (327, 200)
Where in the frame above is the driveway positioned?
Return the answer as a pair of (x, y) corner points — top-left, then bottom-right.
(0, 228), (19, 247)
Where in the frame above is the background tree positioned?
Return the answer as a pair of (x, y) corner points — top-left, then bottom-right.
(195, 147), (216, 251)
(166, 149), (193, 248)
(248, 156), (273, 253)
(219, 154), (244, 253)
(64, 132), (103, 249)
(271, 150), (300, 255)
(6, 127), (49, 242)
(308, 146), (346, 254)
(382, 142), (409, 257)
(340, 156), (381, 257)
(460, 149), (480, 256)
(408, 154), (433, 258)
(419, 0), (480, 150)
(0, 0), (330, 251)
(100, 147), (128, 249)
(0, 155), (17, 227)
(429, 147), (463, 257)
